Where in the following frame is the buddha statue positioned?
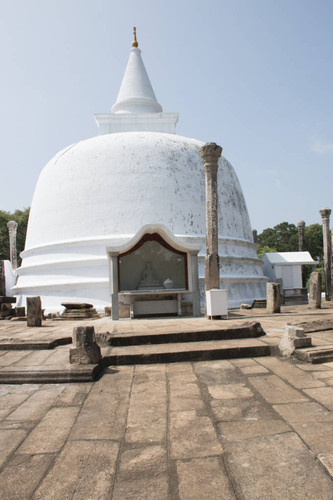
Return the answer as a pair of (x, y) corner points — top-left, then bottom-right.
(138, 262), (163, 290)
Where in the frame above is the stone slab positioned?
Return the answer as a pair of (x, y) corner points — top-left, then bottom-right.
(6, 385), (65, 421)
(210, 397), (277, 421)
(273, 402), (333, 423)
(0, 453), (56, 500)
(317, 453), (333, 479)
(303, 387), (333, 411)
(256, 357), (325, 388)
(170, 410), (222, 459)
(112, 446), (168, 500)
(291, 422), (333, 454)
(18, 406), (79, 454)
(0, 429), (27, 468)
(33, 440), (118, 500)
(219, 419), (290, 443)
(69, 367), (133, 441)
(249, 375), (309, 404)
(176, 457), (235, 500)
(208, 384), (254, 400)
(224, 432), (333, 499)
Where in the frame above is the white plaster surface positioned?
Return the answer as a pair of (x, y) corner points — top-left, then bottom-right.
(15, 132), (267, 312)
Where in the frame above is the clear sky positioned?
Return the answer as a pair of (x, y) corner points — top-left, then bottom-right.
(0, 0), (332, 232)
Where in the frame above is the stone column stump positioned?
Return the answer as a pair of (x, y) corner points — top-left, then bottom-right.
(309, 272), (322, 309)
(27, 296), (42, 327)
(279, 325), (312, 357)
(70, 326), (102, 365)
(266, 283), (281, 313)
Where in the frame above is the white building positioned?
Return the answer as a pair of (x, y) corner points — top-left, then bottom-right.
(14, 29), (267, 315)
(261, 251), (318, 302)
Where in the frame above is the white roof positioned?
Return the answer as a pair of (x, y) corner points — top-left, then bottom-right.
(262, 251), (318, 266)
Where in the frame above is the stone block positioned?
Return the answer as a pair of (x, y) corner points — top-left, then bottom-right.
(15, 306), (25, 317)
(309, 272), (321, 309)
(266, 283), (280, 313)
(70, 326), (102, 365)
(27, 296), (42, 327)
(104, 306), (111, 316)
(279, 324), (311, 357)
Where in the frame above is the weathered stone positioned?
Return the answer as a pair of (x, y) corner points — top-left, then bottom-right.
(18, 406), (79, 454)
(7, 221), (18, 271)
(252, 229), (257, 244)
(26, 296), (42, 327)
(112, 446), (168, 500)
(219, 419), (290, 443)
(303, 387), (333, 411)
(309, 272), (322, 309)
(33, 440), (118, 500)
(0, 260), (5, 296)
(279, 324), (311, 357)
(104, 306), (111, 316)
(0, 453), (55, 500)
(61, 302), (100, 320)
(176, 457), (235, 500)
(249, 375), (308, 403)
(70, 326), (102, 365)
(170, 410), (222, 459)
(200, 142), (222, 297)
(319, 208), (331, 300)
(15, 306), (25, 317)
(266, 282), (281, 313)
(224, 433), (333, 499)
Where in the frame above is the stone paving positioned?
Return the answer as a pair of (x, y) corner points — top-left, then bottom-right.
(0, 305), (333, 498)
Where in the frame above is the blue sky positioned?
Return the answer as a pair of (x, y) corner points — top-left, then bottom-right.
(0, 0), (332, 232)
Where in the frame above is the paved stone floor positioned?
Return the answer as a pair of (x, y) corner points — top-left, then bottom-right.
(0, 305), (333, 499)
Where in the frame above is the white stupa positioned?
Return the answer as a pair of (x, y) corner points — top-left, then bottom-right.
(14, 28), (267, 314)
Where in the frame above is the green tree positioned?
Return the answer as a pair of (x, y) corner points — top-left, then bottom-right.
(304, 223), (323, 260)
(257, 222), (298, 254)
(0, 208), (30, 264)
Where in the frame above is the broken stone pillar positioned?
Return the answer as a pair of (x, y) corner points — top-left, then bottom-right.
(26, 296), (42, 327)
(7, 221), (18, 271)
(199, 142), (223, 292)
(309, 272), (321, 309)
(279, 324), (312, 357)
(319, 208), (331, 300)
(266, 283), (281, 313)
(0, 260), (5, 296)
(298, 220), (306, 287)
(69, 326), (102, 364)
(252, 229), (257, 244)
(297, 220), (305, 251)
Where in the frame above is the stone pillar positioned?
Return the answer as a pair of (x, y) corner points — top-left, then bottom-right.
(199, 142), (223, 292)
(0, 261), (5, 296)
(69, 326), (102, 364)
(309, 272), (321, 309)
(297, 220), (305, 287)
(252, 229), (257, 244)
(7, 221), (18, 271)
(189, 251), (200, 317)
(319, 208), (331, 300)
(266, 283), (281, 313)
(27, 296), (42, 327)
(109, 252), (119, 321)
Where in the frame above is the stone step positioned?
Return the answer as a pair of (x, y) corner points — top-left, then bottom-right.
(97, 321), (265, 346)
(102, 338), (271, 365)
(0, 337), (72, 351)
(294, 345), (333, 364)
(0, 363), (102, 384)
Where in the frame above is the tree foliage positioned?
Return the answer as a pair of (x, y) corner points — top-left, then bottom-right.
(257, 221), (323, 261)
(0, 208), (30, 264)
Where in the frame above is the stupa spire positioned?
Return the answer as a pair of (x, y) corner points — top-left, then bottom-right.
(132, 26), (138, 48)
(111, 27), (163, 114)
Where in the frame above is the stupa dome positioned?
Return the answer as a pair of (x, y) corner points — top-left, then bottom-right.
(14, 30), (266, 312)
